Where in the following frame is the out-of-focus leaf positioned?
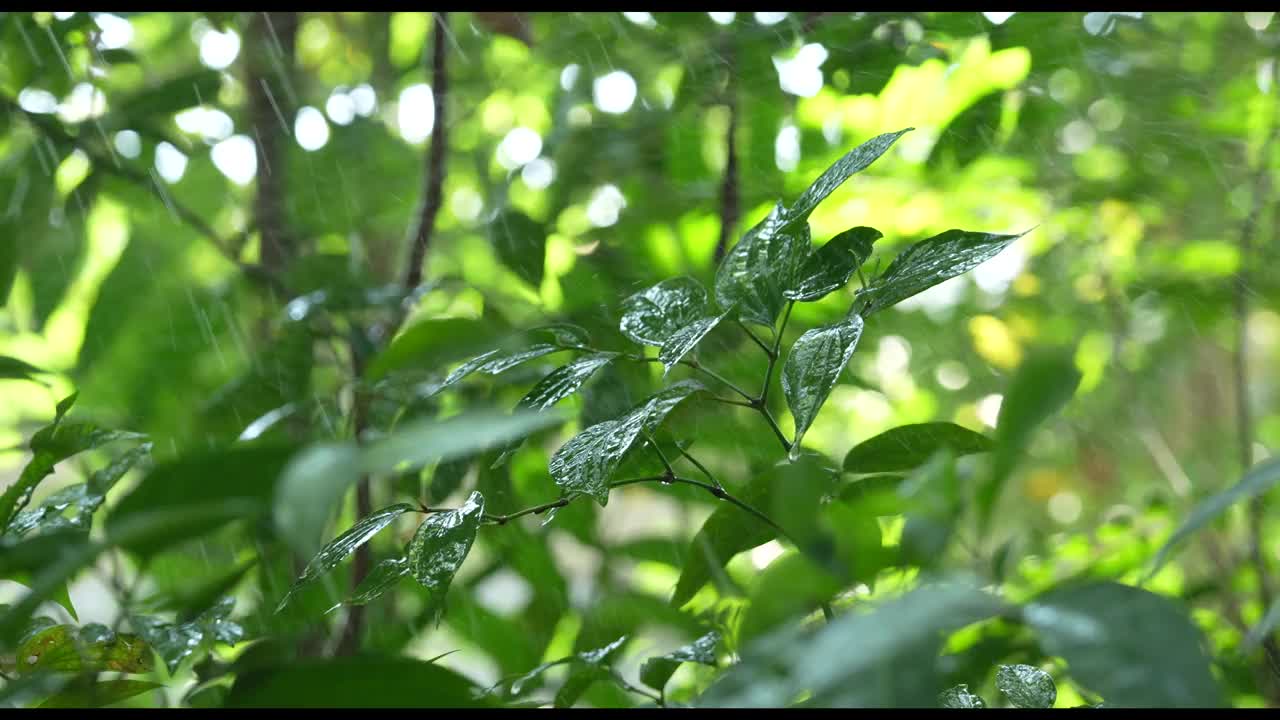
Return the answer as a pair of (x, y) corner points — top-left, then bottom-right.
(407, 491), (484, 605)
(977, 347), (1081, 535)
(619, 276), (709, 347)
(38, 679), (163, 709)
(9, 443), (152, 539)
(782, 315), (864, 453)
(277, 504), (416, 609)
(271, 444), (360, 558)
(366, 317), (507, 380)
(995, 664), (1056, 708)
(939, 684), (987, 708)
(225, 657), (489, 708)
(115, 69), (222, 120)
(1148, 456), (1280, 577)
(740, 552), (841, 644)
(0, 356), (46, 382)
(549, 381), (704, 505)
(715, 203), (809, 328)
(859, 228), (1028, 317)
(843, 422), (992, 474)
(1023, 582), (1222, 707)
(785, 227), (880, 302)
(490, 209), (547, 287)
(658, 311), (731, 377)
(16, 624), (152, 674)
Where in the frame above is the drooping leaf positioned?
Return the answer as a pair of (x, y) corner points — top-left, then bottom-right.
(995, 664), (1056, 708)
(784, 129), (912, 227)
(715, 203), (809, 327)
(407, 491), (485, 602)
(639, 631), (720, 693)
(938, 684), (987, 708)
(658, 311), (731, 377)
(859, 228), (1028, 316)
(346, 556), (411, 606)
(0, 356), (47, 383)
(278, 503), (416, 609)
(487, 636), (629, 703)
(490, 209), (547, 288)
(132, 597), (243, 673)
(1023, 582), (1222, 707)
(38, 679), (164, 709)
(977, 346), (1081, 535)
(517, 352), (619, 411)
(549, 381), (704, 506)
(619, 276), (709, 347)
(225, 657), (488, 708)
(843, 422), (992, 474)
(15, 624), (152, 674)
(781, 315), (865, 454)
(785, 226), (881, 302)
(438, 343), (563, 394)
(1148, 456), (1280, 577)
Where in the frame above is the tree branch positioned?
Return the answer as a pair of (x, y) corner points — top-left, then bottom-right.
(713, 38), (738, 265)
(403, 12), (450, 291)
(246, 11), (298, 276)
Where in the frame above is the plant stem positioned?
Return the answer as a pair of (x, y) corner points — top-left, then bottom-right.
(736, 319), (774, 358)
(760, 300), (794, 405)
(676, 446), (721, 489)
(758, 407), (793, 454)
(403, 12), (450, 291)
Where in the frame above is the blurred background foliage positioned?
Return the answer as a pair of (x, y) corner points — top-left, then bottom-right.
(1, 10), (1280, 708)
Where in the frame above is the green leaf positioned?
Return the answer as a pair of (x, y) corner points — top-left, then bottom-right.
(0, 235), (16, 307)
(106, 446), (297, 556)
(225, 656), (488, 708)
(16, 624), (153, 674)
(619, 276), (709, 347)
(438, 343), (563, 394)
(271, 444), (361, 558)
(549, 381), (704, 506)
(938, 684), (987, 708)
(785, 129), (912, 227)
(346, 556), (411, 606)
(671, 454), (836, 607)
(781, 314), (865, 454)
(1023, 582), (1222, 707)
(859, 228), (1028, 317)
(658, 311), (730, 377)
(639, 631), (720, 693)
(366, 317), (508, 380)
(362, 409), (566, 476)
(517, 352), (619, 411)
(115, 69), (222, 120)
(489, 636), (629, 703)
(843, 422), (992, 474)
(132, 597), (243, 673)
(38, 679), (163, 709)
(278, 503), (416, 609)
(0, 356), (47, 382)
(785, 227), (881, 302)
(408, 491), (485, 602)
(977, 346), (1081, 535)
(740, 552), (841, 644)
(995, 664), (1056, 708)
(715, 203), (809, 327)
(490, 209), (547, 287)
(1148, 456), (1280, 577)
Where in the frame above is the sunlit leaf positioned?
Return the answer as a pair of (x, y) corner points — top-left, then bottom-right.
(619, 276), (709, 347)
(784, 129), (912, 227)
(658, 311), (731, 377)
(16, 624), (152, 674)
(859, 228), (1028, 316)
(715, 203), (809, 327)
(785, 227), (881, 302)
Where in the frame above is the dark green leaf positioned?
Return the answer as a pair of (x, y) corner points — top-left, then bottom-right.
(658, 311), (730, 377)
(843, 422), (992, 474)
(429, 456), (471, 503)
(0, 356), (46, 382)
(785, 129), (912, 226)
(115, 69), (222, 120)
(1148, 456), (1280, 577)
(549, 381), (704, 505)
(740, 552), (841, 644)
(619, 276), (709, 347)
(517, 352), (619, 411)
(860, 228), (1028, 316)
(785, 226), (881, 302)
(490, 209), (547, 287)
(38, 679), (163, 709)
(278, 503), (416, 609)
(366, 317), (508, 380)
(1023, 582), (1222, 707)
(939, 684), (987, 708)
(363, 409), (566, 476)
(407, 491), (484, 602)
(133, 597), (243, 673)
(781, 315), (864, 453)
(995, 664), (1056, 708)
(715, 203), (809, 327)
(346, 556), (410, 606)
(225, 656), (488, 708)
(16, 624), (152, 674)
(639, 631), (720, 692)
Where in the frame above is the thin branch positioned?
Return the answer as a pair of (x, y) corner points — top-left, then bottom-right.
(760, 300), (794, 406)
(335, 339), (373, 657)
(677, 445), (722, 490)
(736, 319), (774, 359)
(403, 12), (450, 291)
(644, 432), (677, 477)
(682, 358), (755, 402)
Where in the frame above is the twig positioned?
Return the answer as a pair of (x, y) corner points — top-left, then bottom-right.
(736, 319), (774, 358)
(403, 12), (450, 291)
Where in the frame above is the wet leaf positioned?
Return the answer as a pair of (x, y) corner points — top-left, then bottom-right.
(549, 381), (704, 505)
(784, 129), (912, 228)
(488, 636), (629, 702)
(785, 226), (881, 302)
(518, 352), (619, 411)
(133, 597), (243, 673)
(439, 344), (563, 393)
(639, 630), (720, 692)
(16, 624), (153, 674)
(843, 422), (992, 474)
(939, 684), (987, 708)
(347, 556), (411, 606)
(995, 664), (1056, 708)
(278, 503), (416, 609)
(782, 315), (865, 453)
(658, 311), (730, 377)
(490, 209), (547, 288)
(859, 228), (1028, 316)
(619, 276), (709, 347)
(1023, 582), (1222, 707)
(38, 679), (163, 709)
(715, 203), (809, 327)
(407, 491), (485, 602)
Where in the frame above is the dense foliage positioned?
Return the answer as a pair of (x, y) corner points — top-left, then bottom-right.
(2, 11), (1280, 709)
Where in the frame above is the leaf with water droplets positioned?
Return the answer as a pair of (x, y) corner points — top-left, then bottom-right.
(939, 684), (987, 708)
(658, 312), (730, 377)
(440, 343), (563, 392)
(996, 664), (1056, 709)
(131, 597), (243, 673)
(408, 491), (485, 602)
(346, 557), (411, 607)
(843, 422), (992, 474)
(16, 624), (153, 674)
(487, 636), (629, 702)
(782, 315), (864, 453)
(518, 352), (619, 411)
(859, 228), (1028, 316)
(785, 129), (912, 227)
(640, 630), (720, 692)
(715, 204), (809, 327)
(619, 277), (709, 347)
(785, 227), (880, 302)
(279, 503), (416, 610)
(549, 381), (704, 506)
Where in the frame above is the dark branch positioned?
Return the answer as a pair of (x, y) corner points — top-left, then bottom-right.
(403, 12), (451, 291)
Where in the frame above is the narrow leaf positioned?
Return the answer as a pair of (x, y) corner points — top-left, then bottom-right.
(843, 422), (992, 474)
(786, 129), (912, 225)
(782, 315), (865, 454)
(658, 312), (730, 377)
(0, 356), (47, 382)
(518, 352), (619, 411)
(347, 556), (411, 606)
(640, 630), (719, 692)
(279, 503), (416, 609)
(785, 226), (881, 302)
(408, 491), (485, 601)
(860, 228), (1028, 316)
(619, 277), (709, 347)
